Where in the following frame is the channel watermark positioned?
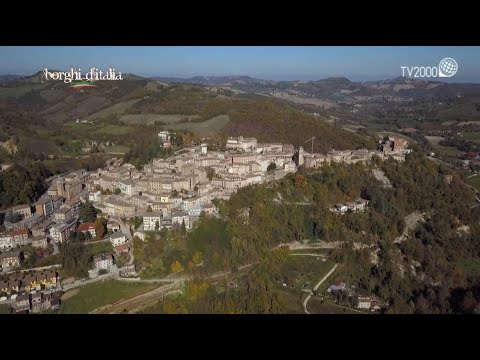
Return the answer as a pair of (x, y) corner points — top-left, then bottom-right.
(401, 58), (458, 79)
(41, 67), (123, 84)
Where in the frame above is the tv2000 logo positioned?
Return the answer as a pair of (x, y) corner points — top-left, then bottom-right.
(401, 58), (458, 78)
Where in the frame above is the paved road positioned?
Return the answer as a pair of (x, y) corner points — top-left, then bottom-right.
(110, 217), (133, 241)
(303, 263), (338, 314)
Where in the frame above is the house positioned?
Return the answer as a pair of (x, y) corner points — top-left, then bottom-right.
(118, 179), (134, 196)
(355, 198), (369, 211)
(335, 204), (348, 213)
(88, 190), (101, 202)
(94, 254), (114, 271)
(133, 228), (146, 241)
(15, 294), (30, 313)
(171, 211), (190, 229)
(35, 197), (54, 218)
(23, 274), (38, 292)
(44, 271), (58, 288)
(0, 234), (13, 250)
(0, 251), (22, 268)
(8, 279), (21, 294)
(11, 204), (32, 219)
(49, 218), (77, 243)
(77, 222), (97, 238)
(9, 229), (29, 247)
(31, 235), (48, 249)
(114, 243), (130, 254)
(141, 212), (162, 231)
(120, 264), (136, 277)
(327, 281), (346, 293)
(110, 232), (128, 247)
(107, 220), (120, 232)
(53, 206), (72, 222)
(51, 297), (61, 310)
(357, 296), (372, 310)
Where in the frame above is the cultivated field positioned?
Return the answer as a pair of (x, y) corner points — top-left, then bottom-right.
(119, 113), (200, 125)
(84, 98), (143, 121)
(269, 92), (336, 108)
(166, 114), (230, 136)
(425, 136), (445, 145)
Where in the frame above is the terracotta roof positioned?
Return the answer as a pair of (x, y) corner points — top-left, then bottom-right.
(77, 222), (96, 231)
(9, 229), (28, 237)
(114, 244), (129, 252)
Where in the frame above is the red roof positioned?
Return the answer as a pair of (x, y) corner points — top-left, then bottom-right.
(77, 222), (96, 231)
(114, 244), (129, 252)
(9, 229), (28, 237)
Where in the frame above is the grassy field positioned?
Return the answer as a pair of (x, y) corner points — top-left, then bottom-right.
(56, 280), (156, 314)
(119, 113), (200, 125)
(93, 125), (136, 135)
(0, 304), (11, 314)
(465, 175), (480, 192)
(84, 99), (143, 121)
(307, 298), (361, 314)
(282, 256), (335, 291)
(276, 286), (304, 314)
(167, 114), (230, 136)
(83, 241), (114, 257)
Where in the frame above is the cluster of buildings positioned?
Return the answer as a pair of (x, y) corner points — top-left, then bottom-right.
(0, 270), (58, 297)
(297, 136), (411, 169)
(0, 170), (91, 270)
(331, 198), (369, 214)
(327, 280), (386, 313)
(82, 135), (300, 235)
(13, 292), (61, 314)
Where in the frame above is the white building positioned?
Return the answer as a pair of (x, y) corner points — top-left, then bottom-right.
(172, 211), (190, 229)
(158, 131), (171, 142)
(0, 234), (13, 250)
(357, 297), (372, 310)
(142, 212), (162, 231)
(110, 232), (128, 247)
(226, 136), (257, 151)
(49, 219), (77, 243)
(117, 179), (134, 196)
(200, 143), (208, 154)
(94, 254), (114, 271)
(88, 190), (101, 202)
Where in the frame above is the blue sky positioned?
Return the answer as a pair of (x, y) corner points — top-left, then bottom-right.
(1, 46), (479, 82)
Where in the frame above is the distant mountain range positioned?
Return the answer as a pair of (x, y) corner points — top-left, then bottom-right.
(0, 74), (24, 83)
(149, 75), (273, 86)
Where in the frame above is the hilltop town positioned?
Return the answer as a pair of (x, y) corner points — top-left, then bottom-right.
(0, 132), (412, 313)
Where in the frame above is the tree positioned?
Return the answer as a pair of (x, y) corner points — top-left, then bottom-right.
(155, 220), (160, 231)
(192, 251), (202, 265)
(75, 231), (85, 242)
(181, 219), (187, 235)
(267, 162), (277, 172)
(98, 269), (108, 275)
(206, 167), (215, 181)
(95, 218), (106, 239)
(114, 188), (121, 195)
(146, 205), (153, 212)
(79, 200), (97, 222)
(171, 261), (184, 273)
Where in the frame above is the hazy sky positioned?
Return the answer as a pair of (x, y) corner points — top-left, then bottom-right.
(1, 46), (479, 82)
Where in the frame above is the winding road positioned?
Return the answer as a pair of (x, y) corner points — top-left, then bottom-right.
(303, 263), (338, 314)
